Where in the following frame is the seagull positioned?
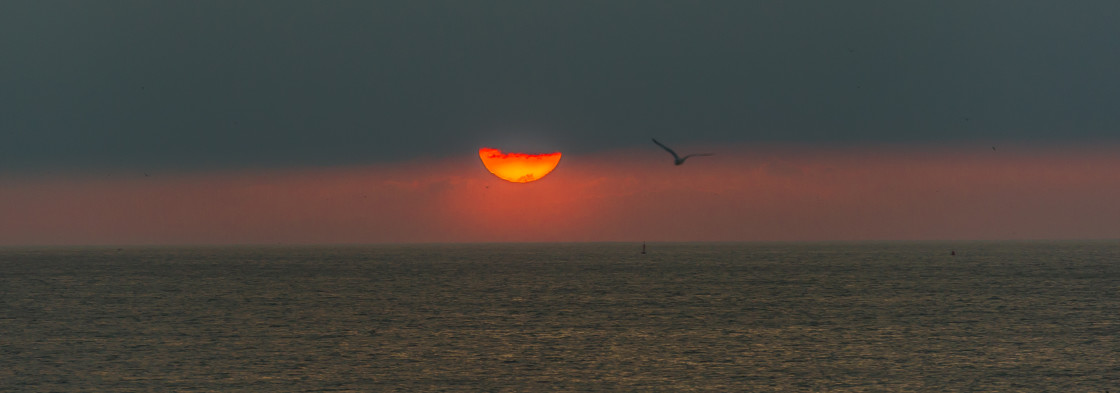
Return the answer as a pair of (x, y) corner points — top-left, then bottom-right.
(652, 138), (713, 166)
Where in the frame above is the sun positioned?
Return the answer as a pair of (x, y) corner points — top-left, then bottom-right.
(478, 148), (562, 183)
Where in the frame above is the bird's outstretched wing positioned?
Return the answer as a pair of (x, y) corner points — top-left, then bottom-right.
(651, 138), (680, 160)
(679, 153), (714, 164)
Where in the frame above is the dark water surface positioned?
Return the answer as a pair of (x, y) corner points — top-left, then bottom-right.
(2, 242), (1118, 391)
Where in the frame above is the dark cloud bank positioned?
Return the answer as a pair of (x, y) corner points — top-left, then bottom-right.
(3, 1), (1118, 171)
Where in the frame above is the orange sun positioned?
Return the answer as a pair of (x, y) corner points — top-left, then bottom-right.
(478, 148), (562, 183)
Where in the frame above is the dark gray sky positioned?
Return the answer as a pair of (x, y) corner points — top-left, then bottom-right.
(3, 1), (1119, 171)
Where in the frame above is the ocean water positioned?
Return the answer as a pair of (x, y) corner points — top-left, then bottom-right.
(2, 242), (1118, 391)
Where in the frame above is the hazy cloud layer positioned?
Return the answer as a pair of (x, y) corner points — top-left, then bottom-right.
(3, 1), (1120, 171)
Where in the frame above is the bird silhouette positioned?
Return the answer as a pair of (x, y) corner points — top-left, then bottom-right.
(652, 138), (713, 166)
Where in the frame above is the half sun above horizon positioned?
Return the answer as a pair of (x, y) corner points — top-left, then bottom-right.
(478, 148), (562, 183)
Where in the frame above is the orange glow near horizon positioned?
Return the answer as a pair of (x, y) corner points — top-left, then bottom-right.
(478, 148), (562, 183)
(4, 143), (1120, 245)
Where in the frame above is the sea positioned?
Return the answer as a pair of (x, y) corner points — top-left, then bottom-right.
(2, 242), (1117, 392)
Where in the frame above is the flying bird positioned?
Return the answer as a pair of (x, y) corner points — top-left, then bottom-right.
(652, 138), (713, 166)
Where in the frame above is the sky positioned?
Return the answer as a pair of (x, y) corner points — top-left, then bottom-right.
(2, 1), (1119, 244)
